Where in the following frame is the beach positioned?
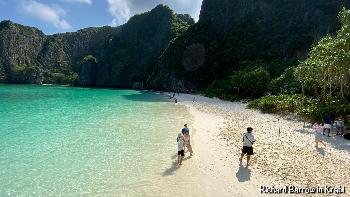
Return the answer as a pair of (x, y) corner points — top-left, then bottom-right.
(1, 85), (349, 196)
(170, 93), (350, 196)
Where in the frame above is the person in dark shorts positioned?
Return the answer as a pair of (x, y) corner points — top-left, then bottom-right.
(323, 114), (333, 137)
(177, 133), (185, 166)
(239, 127), (255, 166)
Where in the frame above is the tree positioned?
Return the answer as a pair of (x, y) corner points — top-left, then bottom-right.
(295, 8), (350, 101)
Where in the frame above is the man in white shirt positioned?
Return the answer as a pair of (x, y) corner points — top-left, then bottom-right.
(239, 127), (255, 166)
(177, 133), (185, 166)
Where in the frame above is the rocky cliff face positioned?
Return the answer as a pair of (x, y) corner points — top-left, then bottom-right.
(0, 5), (192, 86)
(1, 1), (348, 91)
(156, 0), (350, 90)
(199, 0), (350, 57)
(0, 21), (46, 83)
(0, 20), (115, 84)
(37, 26), (116, 84)
(94, 4), (193, 88)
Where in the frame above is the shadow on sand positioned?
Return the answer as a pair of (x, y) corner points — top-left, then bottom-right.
(235, 164), (251, 182)
(294, 127), (350, 152)
(316, 147), (326, 156)
(294, 128), (313, 135)
(162, 155), (192, 176)
(163, 161), (179, 176)
(321, 134), (350, 152)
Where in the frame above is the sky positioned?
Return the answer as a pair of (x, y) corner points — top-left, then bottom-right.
(0, 0), (203, 35)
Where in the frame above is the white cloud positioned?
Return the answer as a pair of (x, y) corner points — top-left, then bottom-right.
(111, 18), (117, 27)
(23, 0), (71, 30)
(61, 0), (92, 5)
(164, 0), (202, 21)
(106, 0), (202, 26)
(107, 0), (131, 26)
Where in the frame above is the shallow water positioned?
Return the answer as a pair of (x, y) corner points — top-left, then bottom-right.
(0, 84), (190, 196)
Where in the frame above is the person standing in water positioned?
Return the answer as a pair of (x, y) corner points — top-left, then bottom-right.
(239, 127), (255, 166)
(177, 133), (185, 166)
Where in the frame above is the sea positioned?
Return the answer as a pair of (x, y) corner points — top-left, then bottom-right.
(0, 84), (192, 196)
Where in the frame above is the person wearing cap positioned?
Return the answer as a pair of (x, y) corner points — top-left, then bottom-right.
(239, 127), (256, 166)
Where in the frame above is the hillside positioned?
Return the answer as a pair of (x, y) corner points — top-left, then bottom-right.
(0, 1), (349, 95)
(94, 5), (194, 88)
(0, 5), (192, 86)
(154, 0), (350, 93)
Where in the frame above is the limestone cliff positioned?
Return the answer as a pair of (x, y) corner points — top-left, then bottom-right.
(0, 5), (192, 86)
(155, 0), (350, 90)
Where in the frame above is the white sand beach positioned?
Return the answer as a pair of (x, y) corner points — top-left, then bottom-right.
(166, 93), (350, 196)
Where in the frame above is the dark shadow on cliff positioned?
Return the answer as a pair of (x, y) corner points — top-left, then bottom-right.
(235, 164), (251, 182)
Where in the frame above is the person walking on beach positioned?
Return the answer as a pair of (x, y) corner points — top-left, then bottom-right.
(335, 115), (345, 136)
(239, 127), (255, 166)
(183, 132), (194, 156)
(181, 124), (189, 152)
(313, 122), (326, 148)
(323, 114), (333, 137)
(177, 133), (185, 166)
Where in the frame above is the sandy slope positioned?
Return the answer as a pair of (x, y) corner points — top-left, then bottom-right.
(169, 93), (350, 197)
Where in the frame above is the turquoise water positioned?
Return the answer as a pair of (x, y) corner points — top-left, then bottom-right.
(0, 84), (189, 196)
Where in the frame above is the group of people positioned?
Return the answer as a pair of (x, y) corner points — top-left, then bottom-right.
(176, 114), (346, 168)
(313, 114), (347, 148)
(323, 114), (345, 136)
(177, 124), (194, 166)
(176, 124), (256, 167)
(169, 92), (196, 104)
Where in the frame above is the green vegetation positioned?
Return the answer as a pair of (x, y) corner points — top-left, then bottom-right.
(1, 2), (350, 122)
(95, 4), (192, 88)
(249, 95), (350, 122)
(0, 5), (190, 87)
(203, 59), (300, 100)
(44, 72), (78, 85)
(205, 66), (271, 99)
(158, 0), (347, 93)
(249, 8), (350, 121)
(295, 8), (350, 101)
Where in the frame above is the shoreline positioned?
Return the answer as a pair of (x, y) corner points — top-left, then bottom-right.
(172, 93), (277, 196)
(168, 93), (350, 196)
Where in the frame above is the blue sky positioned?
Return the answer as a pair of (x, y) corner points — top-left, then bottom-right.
(0, 0), (202, 35)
